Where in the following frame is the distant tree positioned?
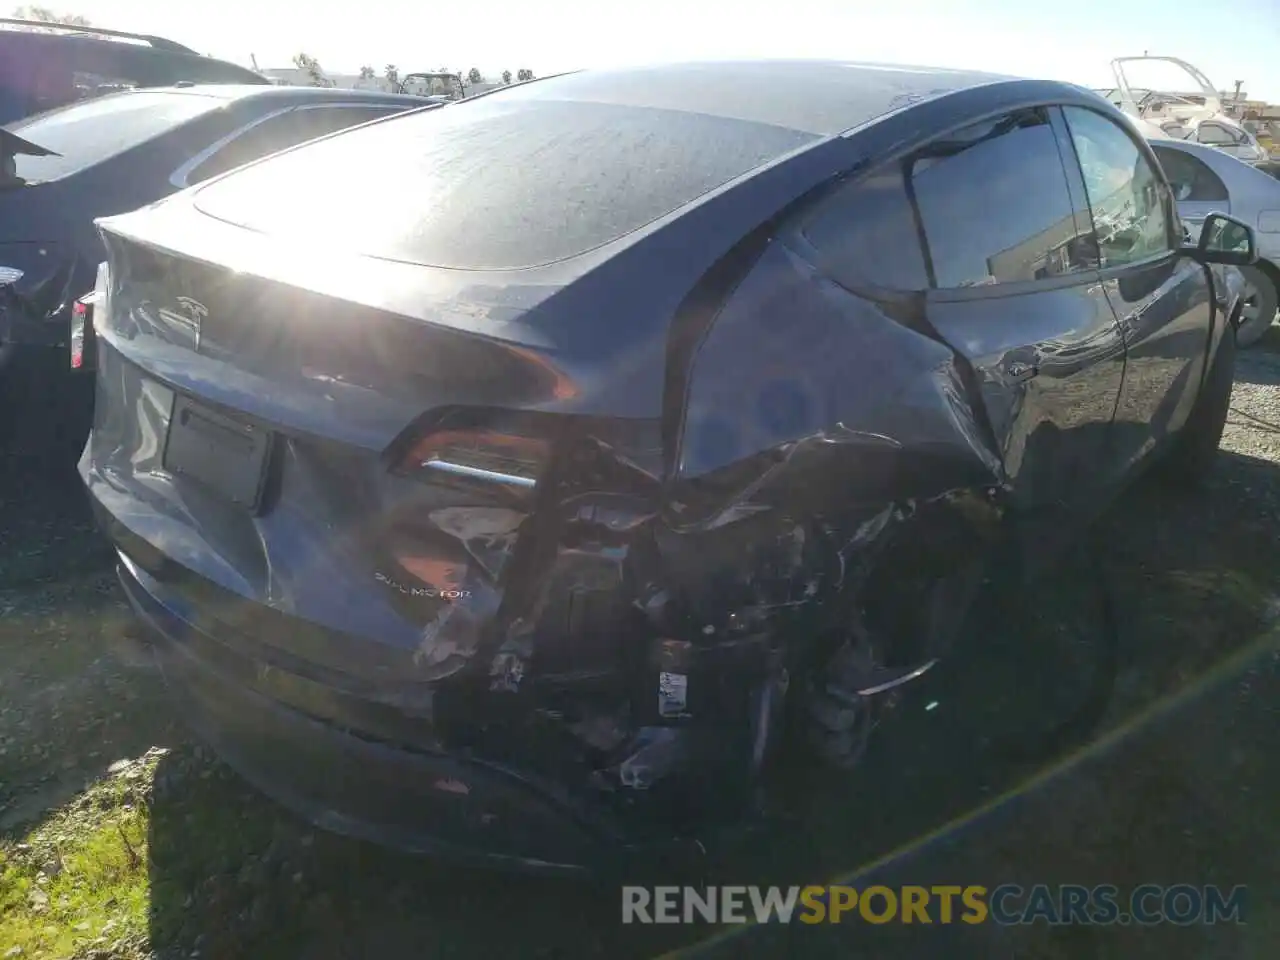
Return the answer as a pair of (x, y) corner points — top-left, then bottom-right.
(502, 70), (512, 85)
(516, 68), (534, 82)
(292, 52), (329, 87)
(467, 67), (483, 84)
(11, 5), (90, 28)
(358, 65), (376, 80)
(385, 64), (399, 88)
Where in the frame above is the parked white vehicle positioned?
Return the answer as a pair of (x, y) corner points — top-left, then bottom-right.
(1149, 136), (1280, 345)
(1107, 56), (1268, 165)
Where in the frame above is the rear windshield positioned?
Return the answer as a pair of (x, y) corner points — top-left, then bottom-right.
(6, 90), (224, 182)
(191, 97), (817, 269)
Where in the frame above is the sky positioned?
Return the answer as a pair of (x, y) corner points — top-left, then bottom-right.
(50, 0), (1280, 101)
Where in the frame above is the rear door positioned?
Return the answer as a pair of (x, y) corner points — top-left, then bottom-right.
(1060, 105), (1214, 475)
(907, 107), (1125, 519)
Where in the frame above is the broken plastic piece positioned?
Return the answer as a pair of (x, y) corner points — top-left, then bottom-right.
(617, 727), (687, 791)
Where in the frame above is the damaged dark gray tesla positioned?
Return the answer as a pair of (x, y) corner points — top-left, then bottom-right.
(80, 60), (1259, 872)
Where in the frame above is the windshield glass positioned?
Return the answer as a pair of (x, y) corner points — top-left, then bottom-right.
(192, 96), (815, 269)
(4, 89), (224, 182)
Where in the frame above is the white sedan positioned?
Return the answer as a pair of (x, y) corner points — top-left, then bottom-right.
(1148, 137), (1280, 346)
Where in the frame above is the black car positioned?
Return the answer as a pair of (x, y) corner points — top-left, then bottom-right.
(82, 61), (1256, 873)
(0, 17), (268, 125)
(0, 83), (432, 456)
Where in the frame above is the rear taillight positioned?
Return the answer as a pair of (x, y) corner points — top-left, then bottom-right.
(70, 262), (110, 371)
(70, 300), (88, 369)
(395, 429), (551, 493)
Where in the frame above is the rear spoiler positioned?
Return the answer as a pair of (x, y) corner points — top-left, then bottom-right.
(1, 127), (58, 158)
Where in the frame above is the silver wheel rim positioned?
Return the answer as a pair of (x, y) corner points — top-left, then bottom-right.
(1241, 278), (1263, 324)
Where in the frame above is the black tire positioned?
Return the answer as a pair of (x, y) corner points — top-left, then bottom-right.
(1234, 264), (1279, 348)
(1161, 323), (1236, 486)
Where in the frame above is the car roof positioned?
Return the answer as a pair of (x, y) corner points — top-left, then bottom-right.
(1149, 135), (1280, 189)
(1147, 135), (1253, 168)
(493, 60), (1019, 136)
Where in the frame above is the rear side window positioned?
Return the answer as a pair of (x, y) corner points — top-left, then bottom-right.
(800, 166), (929, 292)
(1151, 145), (1229, 202)
(7, 90), (224, 182)
(908, 109), (1089, 288)
(190, 98), (817, 269)
(185, 104), (406, 184)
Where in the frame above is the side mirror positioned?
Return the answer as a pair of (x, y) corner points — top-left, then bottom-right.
(1183, 211), (1258, 266)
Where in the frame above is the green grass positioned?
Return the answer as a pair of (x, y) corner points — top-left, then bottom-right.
(0, 760), (155, 959)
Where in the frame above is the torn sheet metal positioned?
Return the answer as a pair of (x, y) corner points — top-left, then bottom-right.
(677, 240), (1005, 486)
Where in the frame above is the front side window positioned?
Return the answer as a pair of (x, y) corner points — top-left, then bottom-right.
(1150, 145), (1229, 202)
(908, 109), (1092, 288)
(1062, 106), (1175, 268)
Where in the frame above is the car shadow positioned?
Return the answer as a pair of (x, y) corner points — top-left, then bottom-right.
(140, 448), (1280, 959)
(1235, 333), (1280, 385)
(0, 449), (174, 840)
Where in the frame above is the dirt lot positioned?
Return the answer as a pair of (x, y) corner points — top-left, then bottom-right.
(4, 344), (1280, 959)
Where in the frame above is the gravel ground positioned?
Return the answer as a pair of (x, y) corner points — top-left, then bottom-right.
(3, 343), (1280, 959)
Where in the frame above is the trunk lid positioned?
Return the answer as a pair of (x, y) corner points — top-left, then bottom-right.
(88, 217), (665, 704)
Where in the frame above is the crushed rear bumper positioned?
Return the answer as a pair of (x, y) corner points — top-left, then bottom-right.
(114, 553), (691, 876)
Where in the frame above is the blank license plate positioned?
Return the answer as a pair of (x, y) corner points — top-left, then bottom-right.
(163, 396), (272, 510)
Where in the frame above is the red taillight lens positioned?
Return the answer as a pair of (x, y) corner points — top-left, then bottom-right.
(69, 300), (89, 370)
(396, 429), (551, 492)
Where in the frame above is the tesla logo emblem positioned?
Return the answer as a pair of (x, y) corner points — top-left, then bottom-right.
(157, 296), (208, 351)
